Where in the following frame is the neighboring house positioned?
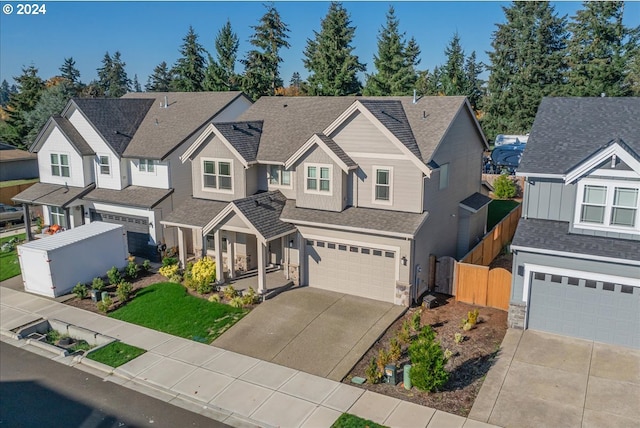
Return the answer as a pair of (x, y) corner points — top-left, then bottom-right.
(13, 92), (252, 260)
(509, 97), (640, 349)
(161, 96), (490, 305)
(0, 142), (38, 181)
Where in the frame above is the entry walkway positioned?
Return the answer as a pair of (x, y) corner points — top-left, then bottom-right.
(1, 285), (499, 428)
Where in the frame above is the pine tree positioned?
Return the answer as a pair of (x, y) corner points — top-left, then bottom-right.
(565, 1), (639, 97)
(464, 51), (485, 112)
(364, 6), (420, 96)
(132, 74), (142, 92)
(205, 20), (240, 91)
(97, 51), (131, 97)
(146, 61), (173, 92)
(417, 67), (443, 96)
(241, 5), (290, 99)
(304, 2), (365, 96)
(483, 1), (568, 141)
(24, 81), (73, 144)
(626, 51), (640, 95)
(2, 65), (45, 147)
(59, 57), (81, 86)
(0, 80), (13, 107)
(172, 26), (208, 92)
(441, 32), (467, 95)
(290, 72), (302, 88)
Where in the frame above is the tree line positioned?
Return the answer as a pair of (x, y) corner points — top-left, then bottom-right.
(1, 1), (638, 149)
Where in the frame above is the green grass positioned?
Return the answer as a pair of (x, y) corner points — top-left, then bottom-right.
(331, 414), (388, 428)
(487, 199), (520, 230)
(0, 233), (25, 281)
(109, 282), (247, 343)
(0, 178), (39, 188)
(87, 342), (146, 367)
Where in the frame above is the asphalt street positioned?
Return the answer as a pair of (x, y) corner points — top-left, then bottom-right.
(0, 341), (229, 428)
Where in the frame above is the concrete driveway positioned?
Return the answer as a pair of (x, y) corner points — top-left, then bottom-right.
(469, 329), (640, 428)
(213, 287), (405, 382)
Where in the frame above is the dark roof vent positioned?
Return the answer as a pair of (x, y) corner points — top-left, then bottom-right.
(255, 200), (261, 207)
(283, 104), (288, 108)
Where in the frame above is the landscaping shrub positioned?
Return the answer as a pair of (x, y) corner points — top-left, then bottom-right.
(397, 320), (411, 344)
(107, 266), (121, 285)
(454, 332), (464, 344)
(190, 257), (216, 291)
(389, 338), (402, 362)
(460, 309), (480, 331)
(208, 294), (221, 303)
(196, 281), (214, 295)
(493, 173), (517, 199)
(116, 281), (133, 302)
(408, 325), (449, 392)
(223, 285), (238, 300)
(365, 357), (380, 384)
(125, 261), (139, 279)
(242, 287), (258, 306)
(162, 256), (178, 267)
(92, 277), (105, 291)
(73, 283), (88, 299)
(158, 263), (180, 281)
(376, 348), (391, 374)
(141, 259), (151, 272)
(97, 295), (113, 313)
(228, 296), (244, 308)
(411, 310), (422, 332)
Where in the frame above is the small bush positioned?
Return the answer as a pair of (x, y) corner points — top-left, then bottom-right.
(444, 348), (453, 360)
(397, 320), (411, 344)
(408, 326), (449, 392)
(223, 285), (238, 300)
(468, 309), (479, 326)
(125, 261), (139, 279)
(493, 173), (517, 199)
(389, 338), (402, 362)
(454, 332), (464, 344)
(196, 281), (214, 295)
(116, 281), (133, 302)
(365, 357), (380, 384)
(228, 296), (244, 308)
(208, 294), (221, 303)
(191, 257), (216, 290)
(159, 263), (180, 279)
(92, 277), (105, 291)
(141, 259), (151, 272)
(376, 348), (391, 374)
(242, 287), (258, 306)
(411, 311), (422, 332)
(107, 266), (121, 285)
(162, 257), (178, 267)
(73, 283), (88, 299)
(97, 295), (113, 313)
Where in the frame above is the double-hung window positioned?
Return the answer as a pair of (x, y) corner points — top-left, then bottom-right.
(374, 167), (392, 203)
(269, 165), (291, 187)
(305, 164), (331, 193)
(203, 159), (233, 191)
(139, 159), (155, 173)
(51, 154), (70, 177)
(98, 155), (110, 175)
(576, 179), (639, 233)
(50, 206), (67, 228)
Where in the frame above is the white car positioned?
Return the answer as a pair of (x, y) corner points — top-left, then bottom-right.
(494, 134), (529, 147)
(0, 203), (24, 226)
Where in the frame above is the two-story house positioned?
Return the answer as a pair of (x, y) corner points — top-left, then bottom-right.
(509, 97), (640, 349)
(161, 96), (490, 306)
(13, 92), (252, 260)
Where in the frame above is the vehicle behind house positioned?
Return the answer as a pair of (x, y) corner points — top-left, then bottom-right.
(0, 203), (24, 226)
(494, 134), (528, 147)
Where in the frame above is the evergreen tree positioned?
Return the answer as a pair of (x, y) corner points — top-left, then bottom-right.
(565, 1), (639, 96)
(0, 80), (13, 107)
(205, 20), (240, 91)
(97, 51), (131, 97)
(2, 65), (45, 147)
(464, 51), (485, 112)
(483, 1), (568, 140)
(290, 72), (302, 88)
(80, 80), (105, 98)
(146, 61), (173, 92)
(241, 5), (290, 99)
(132, 74), (142, 92)
(416, 67), (443, 96)
(172, 26), (208, 92)
(364, 6), (420, 96)
(303, 2), (365, 96)
(441, 32), (467, 95)
(626, 51), (640, 95)
(59, 57), (81, 85)
(24, 81), (73, 144)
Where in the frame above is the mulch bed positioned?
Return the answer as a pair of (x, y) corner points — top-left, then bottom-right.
(345, 295), (507, 417)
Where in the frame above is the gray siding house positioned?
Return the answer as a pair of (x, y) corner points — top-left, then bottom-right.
(510, 97), (640, 349)
(162, 96), (490, 306)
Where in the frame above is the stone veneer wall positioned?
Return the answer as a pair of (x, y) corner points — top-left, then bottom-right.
(508, 302), (527, 329)
(394, 282), (410, 307)
(288, 264), (299, 286)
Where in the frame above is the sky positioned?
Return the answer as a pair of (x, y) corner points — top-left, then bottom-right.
(1, 1), (639, 88)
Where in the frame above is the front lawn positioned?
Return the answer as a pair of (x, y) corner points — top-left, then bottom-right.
(487, 199), (520, 230)
(108, 282), (247, 343)
(87, 341), (145, 367)
(0, 233), (25, 281)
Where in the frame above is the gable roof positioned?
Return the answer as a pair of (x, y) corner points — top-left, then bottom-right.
(210, 121), (263, 164)
(70, 98), (153, 156)
(285, 133), (357, 172)
(120, 91), (248, 160)
(517, 97), (640, 175)
(50, 116), (94, 156)
(564, 138), (640, 183)
(12, 182), (95, 208)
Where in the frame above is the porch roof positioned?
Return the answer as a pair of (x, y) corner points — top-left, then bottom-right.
(280, 200), (428, 239)
(82, 186), (173, 209)
(161, 198), (229, 229)
(12, 182), (95, 208)
(229, 191), (296, 240)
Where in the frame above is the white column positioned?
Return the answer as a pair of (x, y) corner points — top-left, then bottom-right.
(214, 229), (223, 283)
(177, 227), (187, 268)
(257, 240), (267, 295)
(298, 234), (306, 286)
(227, 231), (236, 279)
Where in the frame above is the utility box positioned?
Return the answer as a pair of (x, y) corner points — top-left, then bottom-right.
(18, 222), (128, 298)
(384, 364), (398, 385)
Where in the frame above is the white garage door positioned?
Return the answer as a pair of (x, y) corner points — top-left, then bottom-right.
(306, 239), (396, 303)
(527, 269), (640, 349)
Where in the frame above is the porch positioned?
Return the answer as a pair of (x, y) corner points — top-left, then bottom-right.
(223, 268), (295, 300)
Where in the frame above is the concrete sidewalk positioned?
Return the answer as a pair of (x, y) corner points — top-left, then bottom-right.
(0, 285), (500, 428)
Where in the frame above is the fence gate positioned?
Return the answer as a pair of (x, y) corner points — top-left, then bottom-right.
(435, 256), (456, 295)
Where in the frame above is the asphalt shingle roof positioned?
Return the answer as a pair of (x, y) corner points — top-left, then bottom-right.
(12, 182), (95, 208)
(161, 198), (229, 228)
(512, 218), (640, 262)
(83, 186), (173, 209)
(120, 92), (246, 160)
(460, 192), (492, 212)
(315, 134), (357, 169)
(214, 121), (263, 163)
(518, 97), (640, 175)
(233, 191), (295, 240)
(72, 98), (153, 156)
(281, 200), (427, 238)
(51, 116), (94, 156)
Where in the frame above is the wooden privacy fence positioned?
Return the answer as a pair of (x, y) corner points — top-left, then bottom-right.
(0, 182), (37, 206)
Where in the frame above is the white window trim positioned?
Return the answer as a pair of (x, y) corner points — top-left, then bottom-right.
(138, 159), (157, 174)
(50, 152), (71, 178)
(268, 164), (293, 189)
(573, 178), (640, 235)
(372, 165), (393, 206)
(201, 157), (234, 194)
(50, 206), (67, 228)
(304, 163), (332, 195)
(98, 154), (111, 176)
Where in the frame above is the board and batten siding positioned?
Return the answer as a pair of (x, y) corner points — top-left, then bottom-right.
(191, 134), (246, 202)
(523, 178), (576, 222)
(67, 108), (126, 189)
(38, 127), (88, 188)
(294, 146), (344, 212)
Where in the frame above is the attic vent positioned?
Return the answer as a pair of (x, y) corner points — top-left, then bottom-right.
(233, 124), (240, 131)
(163, 95), (169, 108)
(611, 154), (617, 168)
(283, 104), (288, 108)
(255, 200), (261, 207)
